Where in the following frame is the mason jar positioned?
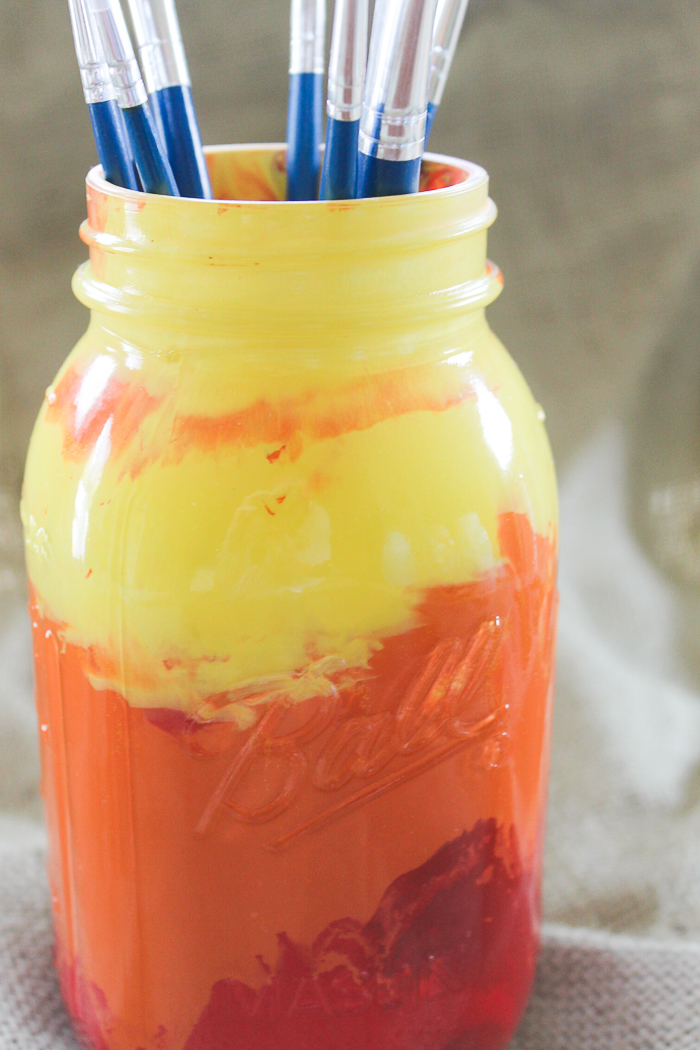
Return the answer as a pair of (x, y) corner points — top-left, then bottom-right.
(22, 145), (558, 1050)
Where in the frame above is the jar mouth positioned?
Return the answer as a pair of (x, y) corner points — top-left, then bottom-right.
(86, 142), (479, 207)
(77, 143), (500, 335)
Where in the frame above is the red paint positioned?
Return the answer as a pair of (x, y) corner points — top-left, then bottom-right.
(419, 162), (469, 193)
(184, 822), (535, 1050)
(31, 511), (555, 1050)
(56, 956), (112, 1050)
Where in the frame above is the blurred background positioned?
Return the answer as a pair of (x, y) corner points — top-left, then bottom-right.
(4, 0), (700, 487)
(4, 0), (700, 944)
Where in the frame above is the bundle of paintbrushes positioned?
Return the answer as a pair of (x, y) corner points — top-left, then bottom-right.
(69, 0), (469, 200)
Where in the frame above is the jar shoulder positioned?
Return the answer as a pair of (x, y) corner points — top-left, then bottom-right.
(24, 316), (555, 508)
(22, 320), (557, 683)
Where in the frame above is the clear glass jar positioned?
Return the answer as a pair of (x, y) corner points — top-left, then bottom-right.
(628, 264), (700, 679)
(22, 145), (558, 1050)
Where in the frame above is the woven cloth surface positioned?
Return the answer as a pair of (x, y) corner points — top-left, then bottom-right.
(2, 843), (700, 1050)
(2, 425), (700, 1048)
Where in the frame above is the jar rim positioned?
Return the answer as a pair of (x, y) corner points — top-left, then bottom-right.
(77, 143), (500, 333)
(86, 142), (485, 208)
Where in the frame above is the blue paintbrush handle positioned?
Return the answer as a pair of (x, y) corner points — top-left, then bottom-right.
(358, 0), (438, 200)
(424, 101), (438, 148)
(319, 117), (359, 200)
(286, 72), (324, 201)
(121, 103), (180, 196)
(356, 155), (421, 198)
(88, 99), (139, 190)
(148, 85), (212, 199)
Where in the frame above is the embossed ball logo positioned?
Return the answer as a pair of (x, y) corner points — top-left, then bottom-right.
(195, 615), (506, 849)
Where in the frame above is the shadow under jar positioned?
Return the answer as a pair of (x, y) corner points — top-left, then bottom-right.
(22, 145), (558, 1050)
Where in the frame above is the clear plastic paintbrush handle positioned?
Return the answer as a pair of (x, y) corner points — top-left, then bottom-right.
(126, 0), (190, 93)
(85, 0), (149, 108)
(327, 0), (368, 122)
(290, 0), (326, 75)
(68, 0), (117, 104)
(360, 0), (439, 162)
(429, 0), (469, 107)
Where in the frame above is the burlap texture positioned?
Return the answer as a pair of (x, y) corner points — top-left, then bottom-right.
(2, 844), (699, 1049)
(3, 427), (700, 1048)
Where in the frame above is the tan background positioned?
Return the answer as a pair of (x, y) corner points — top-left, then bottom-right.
(3, 0), (700, 493)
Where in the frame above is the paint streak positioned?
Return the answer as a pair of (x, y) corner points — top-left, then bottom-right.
(46, 364), (163, 462)
(207, 151), (285, 203)
(183, 823), (535, 1050)
(56, 957), (112, 1050)
(419, 162), (470, 193)
(85, 184), (109, 235)
(30, 511), (555, 1050)
(46, 356), (477, 475)
(166, 364), (472, 466)
(88, 246), (107, 282)
(204, 151), (465, 204)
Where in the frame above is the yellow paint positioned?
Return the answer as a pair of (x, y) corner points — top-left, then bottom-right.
(22, 146), (557, 724)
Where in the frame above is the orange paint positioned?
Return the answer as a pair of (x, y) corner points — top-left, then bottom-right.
(89, 246), (107, 282)
(167, 363), (473, 466)
(45, 357), (479, 476)
(46, 364), (163, 461)
(419, 162), (469, 193)
(85, 184), (109, 235)
(25, 145), (556, 1050)
(31, 512), (556, 1050)
(124, 198), (148, 214)
(207, 151), (284, 203)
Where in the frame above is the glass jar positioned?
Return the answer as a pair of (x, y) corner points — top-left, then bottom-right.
(628, 265), (700, 681)
(22, 145), (558, 1050)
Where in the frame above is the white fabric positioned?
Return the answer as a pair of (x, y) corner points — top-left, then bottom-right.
(2, 423), (700, 1048)
(545, 425), (700, 940)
